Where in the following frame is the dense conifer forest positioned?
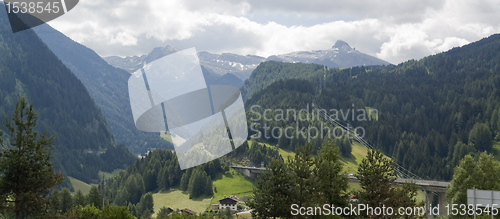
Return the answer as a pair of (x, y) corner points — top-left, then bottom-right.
(244, 34), (500, 181)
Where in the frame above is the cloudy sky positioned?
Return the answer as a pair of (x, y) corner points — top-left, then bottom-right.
(46, 0), (500, 64)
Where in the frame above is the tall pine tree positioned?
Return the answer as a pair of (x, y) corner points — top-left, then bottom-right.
(249, 158), (294, 218)
(0, 97), (64, 219)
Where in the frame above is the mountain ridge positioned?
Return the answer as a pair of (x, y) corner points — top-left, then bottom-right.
(103, 40), (390, 81)
(267, 40), (390, 69)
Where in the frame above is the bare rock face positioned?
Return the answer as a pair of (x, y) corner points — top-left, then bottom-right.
(267, 40), (389, 69)
(332, 40), (353, 51)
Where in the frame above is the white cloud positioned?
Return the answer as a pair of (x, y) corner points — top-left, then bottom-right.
(110, 32), (138, 46)
(435, 37), (470, 53)
(47, 0), (500, 64)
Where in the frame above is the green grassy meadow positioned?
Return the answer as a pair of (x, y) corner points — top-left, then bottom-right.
(150, 168), (255, 217)
(69, 169), (122, 195)
(365, 106), (379, 121)
(152, 190), (212, 218)
(68, 176), (97, 195)
(211, 168), (255, 205)
(340, 141), (368, 174)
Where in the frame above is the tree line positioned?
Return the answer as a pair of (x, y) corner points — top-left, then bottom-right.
(224, 140), (283, 167)
(250, 141), (500, 219)
(0, 97), (138, 218)
(249, 142), (419, 219)
(102, 149), (231, 217)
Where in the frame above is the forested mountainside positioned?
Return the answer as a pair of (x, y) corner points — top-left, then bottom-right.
(241, 61), (326, 100)
(34, 24), (174, 155)
(245, 34), (500, 181)
(0, 8), (136, 184)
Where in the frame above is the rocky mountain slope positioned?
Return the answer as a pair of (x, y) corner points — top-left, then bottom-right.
(103, 40), (389, 81)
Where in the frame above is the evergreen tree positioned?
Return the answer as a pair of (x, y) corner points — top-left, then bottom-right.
(157, 167), (169, 190)
(357, 150), (417, 218)
(75, 190), (86, 206)
(50, 190), (61, 213)
(249, 158), (294, 218)
(180, 169), (192, 191)
(127, 202), (137, 217)
(250, 143), (350, 218)
(87, 186), (102, 209)
(313, 141), (349, 206)
(140, 210), (152, 219)
(290, 143), (315, 208)
(143, 169), (157, 193)
(0, 97), (64, 219)
(124, 174), (145, 204)
(205, 176), (214, 196)
(277, 132), (289, 149)
(156, 207), (171, 219)
(60, 188), (74, 213)
(450, 141), (476, 168)
(187, 168), (208, 199)
(357, 150), (396, 217)
(339, 135), (352, 157)
(469, 123), (493, 152)
(388, 183), (418, 219)
(169, 163), (181, 187)
(114, 187), (130, 206)
(136, 192), (154, 218)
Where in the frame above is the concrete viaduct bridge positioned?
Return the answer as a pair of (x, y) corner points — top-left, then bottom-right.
(232, 165), (449, 218)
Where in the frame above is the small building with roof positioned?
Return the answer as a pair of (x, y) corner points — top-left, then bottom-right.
(218, 195), (239, 211)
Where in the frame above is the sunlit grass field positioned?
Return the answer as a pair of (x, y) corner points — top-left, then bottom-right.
(211, 168), (255, 205)
(68, 176), (97, 195)
(152, 190), (212, 218)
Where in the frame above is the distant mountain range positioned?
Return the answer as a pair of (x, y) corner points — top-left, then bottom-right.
(104, 46), (181, 73)
(103, 46), (249, 88)
(197, 51), (265, 80)
(103, 40), (390, 82)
